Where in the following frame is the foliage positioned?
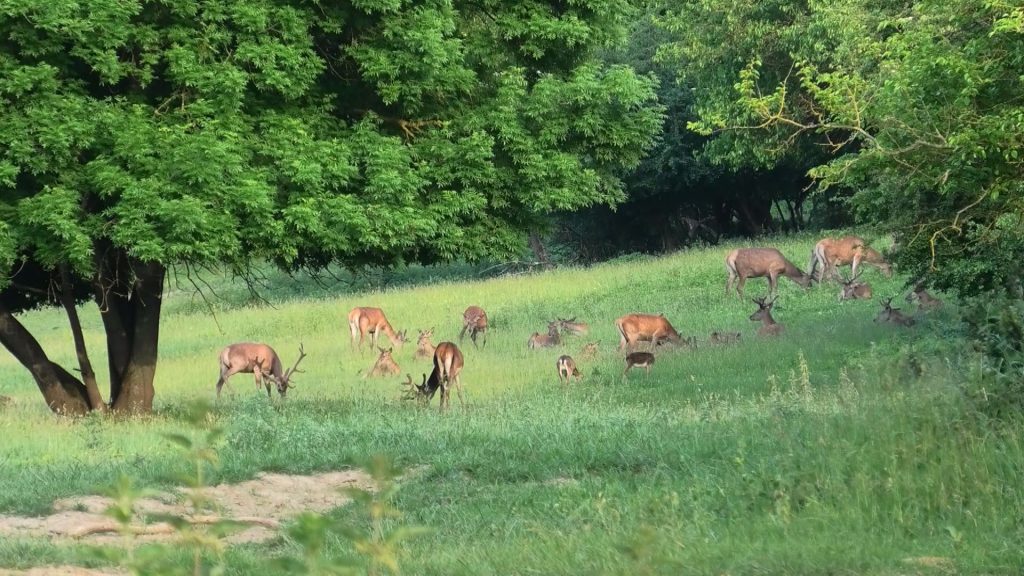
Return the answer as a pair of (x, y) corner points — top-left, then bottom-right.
(960, 294), (1024, 420)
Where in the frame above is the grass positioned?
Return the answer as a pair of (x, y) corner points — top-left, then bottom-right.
(1, 235), (1022, 574)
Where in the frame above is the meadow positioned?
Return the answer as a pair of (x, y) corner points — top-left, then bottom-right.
(0, 235), (1021, 575)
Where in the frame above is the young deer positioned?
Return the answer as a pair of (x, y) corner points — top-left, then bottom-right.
(709, 331), (742, 345)
(749, 296), (784, 337)
(623, 352), (655, 377)
(527, 321), (561, 349)
(906, 286), (943, 311)
(367, 347), (401, 377)
(580, 341), (600, 360)
(556, 355), (582, 384)
(216, 343), (306, 399)
(726, 248), (812, 298)
(414, 342), (465, 410)
(348, 307), (409, 353)
(615, 313), (682, 350)
(415, 328), (436, 360)
(838, 272), (873, 301)
(875, 298), (916, 327)
(460, 306), (489, 348)
(809, 236), (892, 282)
(557, 317), (589, 337)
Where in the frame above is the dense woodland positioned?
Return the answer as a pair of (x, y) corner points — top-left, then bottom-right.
(2, 0), (1023, 413)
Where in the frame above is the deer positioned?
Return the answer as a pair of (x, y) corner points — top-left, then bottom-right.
(215, 343), (306, 399)
(749, 296), (784, 337)
(415, 328), (436, 360)
(906, 285), (943, 311)
(709, 331), (742, 345)
(411, 342), (465, 410)
(348, 307), (408, 353)
(623, 352), (655, 377)
(725, 248), (812, 298)
(809, 236), (892, 282)
(838, 271), (873, 301)
(556, 317), (589, 337)
(615, 313), (681, 350)
(580, 341), (600, 360)
(556, 355), (582, 384)
(875, 298), (916, 327)
(527, 321), (561, 349)
(366, 347), (401, 378)
(459, 305), (489, 348)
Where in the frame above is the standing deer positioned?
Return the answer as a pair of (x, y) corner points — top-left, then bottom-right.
(348, 307), (408, 353)
(809, 236), (892, 282)
(725, 248), (812, 298)
(749, 297), (784, 336)
(615, 313), (681, 350)
(838, 272), (873, 301)
(459, 306), (489, 348)
(527, 321), (561, 349)
(215, 343), (306, 399)
(556, 355), (582, 384)
(367, 347), (401, 377)
(556, 317), (589, 337)
(906, 286), (943, 311)
(623, 352), (655, 377)
(413, 342), (465, 410)
(875, 298), (916, 326)
(415, 328), (436, 360)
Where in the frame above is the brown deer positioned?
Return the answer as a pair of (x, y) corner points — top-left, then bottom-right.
(556, 355), (582, 384)
(348, 307), (408, 353)
(459, 305), (489, 348)
(809, 236), (892, 282)
(875, 298), (916, 327)
(556, 317), (589, 337)
(725, 248), (812, 298)
(623, 352), (655, 377)
(615, 313), (681, 350)
(749, 296), (784, 336)
(709, 331), (742, 345)
(580, 341), (600, 360)
(367, 347), (401, 377)
(413, 342), (465, 410)
(906, 285), (943, 311)
(838, 272), (873, 301)
(215, 343), (306, 399)
(415, 328), (436, 360)
(527, 321), (561, 349)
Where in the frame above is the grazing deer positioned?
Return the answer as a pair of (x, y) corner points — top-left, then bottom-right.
(415, 328), (436, 360)
(615, 313), (682, 350)
(580, 341), (600, 360)
(215, 343), (306, 399)
(623, 352), (655, 377)
(725, 248), (812, 298)
(527, 321), (561, 349)
(556, 317), (589, 337)
(413, 342), (465, 410)
(367, 347), (401, 377)
(348, 307), (408, 353)
(749, 296), (784, 336)
(459, 305), (489, 348)
(875, 298), (916, 327)
(838, 272), (873, 301)
(556, 355), (582, 384)
(906, 285), (943, 311)
(809, 236), (892, 282)
(710, 331), (742, 345)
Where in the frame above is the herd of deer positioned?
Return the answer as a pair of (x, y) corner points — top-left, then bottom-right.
(214, 235), (942, 407)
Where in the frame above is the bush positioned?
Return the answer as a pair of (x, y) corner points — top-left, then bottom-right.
(959, 295), (1024, 420)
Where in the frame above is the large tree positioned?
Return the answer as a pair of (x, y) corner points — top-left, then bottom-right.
(0, 0), (662, 414)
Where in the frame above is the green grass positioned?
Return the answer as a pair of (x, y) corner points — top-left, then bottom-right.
(1, 236), (1022, 574)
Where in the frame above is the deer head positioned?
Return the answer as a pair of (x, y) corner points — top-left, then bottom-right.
(274, 343), (306, 397)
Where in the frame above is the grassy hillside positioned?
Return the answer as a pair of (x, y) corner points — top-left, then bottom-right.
(0, 236), (1021, 574)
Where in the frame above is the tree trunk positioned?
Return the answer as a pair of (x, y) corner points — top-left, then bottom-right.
(0, 302), (92, 415)
(60, 264), (107, 412)
(528, 231), (552, 268)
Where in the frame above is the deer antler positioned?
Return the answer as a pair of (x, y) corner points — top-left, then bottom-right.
(283, 343), (307, 386)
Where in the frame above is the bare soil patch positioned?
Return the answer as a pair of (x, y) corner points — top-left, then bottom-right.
(0, 470), (374, 545)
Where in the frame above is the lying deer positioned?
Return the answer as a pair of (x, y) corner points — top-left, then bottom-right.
(348, 307), (409, 353)
(726, 248), (812, 297)
(615, 313), (682, 350)
(580, 341), (600, 360)
(906, 286), (943, 311)
(216, 343), (306, 399)
(809, 236), (892, 282)
(750, 296), (784, 336)
(528, 321), (561, 349)
(556, 355), (582, 384)
(557, 317), (589, 337)
(623, 352), (655, 377)
(838, 272), (873, 301)
(412, 342), (465, 410)
(709, 331), (742, 345)
(415, 328), (436, 360)
(367, 347), (401, 377)
(460, 306), (488, 348)
(875, 298), (916, 327)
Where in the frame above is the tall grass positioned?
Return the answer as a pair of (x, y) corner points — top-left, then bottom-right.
(1, 236), (1021, 574)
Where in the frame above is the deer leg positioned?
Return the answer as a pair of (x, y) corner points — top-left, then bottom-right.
(216, 374), (228, 399)
(455, 376), (465, 407)
(725, 270), (735, 295)
(736, 275), (746, 298)
(481, 330), (487, 348)
(459, 324), (469, 342)
(768, 273), (778, 297)
(851, 255), (861, 278)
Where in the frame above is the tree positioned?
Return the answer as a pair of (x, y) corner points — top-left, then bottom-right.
(0, 0), (662, 414)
